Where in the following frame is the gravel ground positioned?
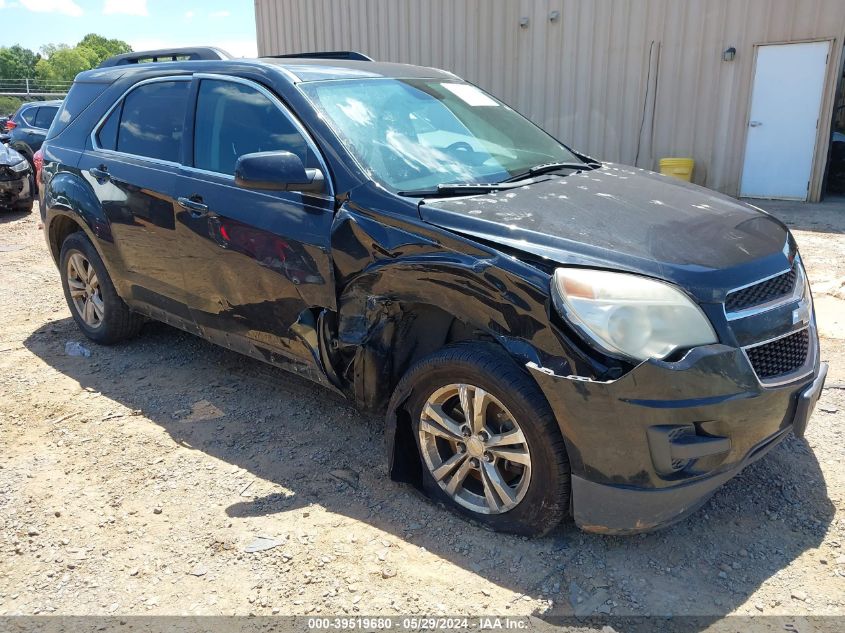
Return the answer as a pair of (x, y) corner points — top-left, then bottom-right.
(0, 200), (844, 624)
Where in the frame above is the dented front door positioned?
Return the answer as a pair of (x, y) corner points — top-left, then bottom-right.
(175, 74), (337, 372)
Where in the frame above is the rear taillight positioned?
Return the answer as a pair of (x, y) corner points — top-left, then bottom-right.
(5, 120), (17, 131)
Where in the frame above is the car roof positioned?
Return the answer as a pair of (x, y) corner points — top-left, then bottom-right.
(75, 57), (458, 85)
(257, 57), (458, 82)
(20, 100), (62, 109)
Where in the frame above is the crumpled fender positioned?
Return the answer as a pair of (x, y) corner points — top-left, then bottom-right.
(331, 204), (570, 478)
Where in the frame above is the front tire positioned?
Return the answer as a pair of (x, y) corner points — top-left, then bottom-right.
(59, 231), (143, 344)
(401, 343), (571, 536)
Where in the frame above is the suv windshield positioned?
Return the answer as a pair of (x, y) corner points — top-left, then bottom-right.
(299, 78), (583, 193)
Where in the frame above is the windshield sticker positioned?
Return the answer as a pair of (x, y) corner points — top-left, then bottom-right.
(441, 83), (499, 107)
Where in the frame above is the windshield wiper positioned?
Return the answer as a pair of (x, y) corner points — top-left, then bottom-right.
(399, 159), (603, 198)
(398, 182), (528, 198)
(503, 161), (598, 183)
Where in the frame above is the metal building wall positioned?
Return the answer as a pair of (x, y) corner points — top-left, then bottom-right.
(255, 0), (845, 200)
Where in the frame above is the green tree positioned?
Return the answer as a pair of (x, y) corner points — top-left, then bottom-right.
(33, 35), (132, 84)
(4, 35), (132, 86)
(0, 45), (40, 79)
(35, 46), (99, 83)
(39, 43), (67, 59)
(77, 34), (132, 66)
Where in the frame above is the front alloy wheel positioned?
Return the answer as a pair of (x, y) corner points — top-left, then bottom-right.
(419, 383), (531, 514)
(402, 343), (571, 536)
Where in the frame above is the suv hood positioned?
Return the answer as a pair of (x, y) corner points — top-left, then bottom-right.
(0, 143), (25, 166)
(419, 164), (793, 299)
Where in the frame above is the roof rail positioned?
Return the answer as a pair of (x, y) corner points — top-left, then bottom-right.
(268, 51), (374, 62)
(98, 47), (233, 68)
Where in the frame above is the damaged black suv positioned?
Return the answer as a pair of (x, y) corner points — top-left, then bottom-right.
(40, 48), (827, 536)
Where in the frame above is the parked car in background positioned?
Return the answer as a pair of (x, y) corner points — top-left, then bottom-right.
(5, 100), (61, 167)
(0, 139), (34, 212)
(40, 48), (826, 537)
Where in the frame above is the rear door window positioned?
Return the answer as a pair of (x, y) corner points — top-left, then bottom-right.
(113, 80), (190, 162)
(33, 106), (58, 129)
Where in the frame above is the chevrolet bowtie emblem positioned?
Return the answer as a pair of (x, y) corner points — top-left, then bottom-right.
(792, 300), (811, 327)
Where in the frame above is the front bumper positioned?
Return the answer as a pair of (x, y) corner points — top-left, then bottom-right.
(529, 341), (827, 535)
(0, 172), (32, 207)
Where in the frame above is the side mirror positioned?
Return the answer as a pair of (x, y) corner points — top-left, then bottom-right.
(234, 151), (325, 193)
(0, 134), (10, 145)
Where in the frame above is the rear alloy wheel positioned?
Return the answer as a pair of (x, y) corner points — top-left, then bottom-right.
(419, 383), (532, 514)
(404, 343), (571, 536)
(60, 231), (143, 344)
(66, 252), (105, 329)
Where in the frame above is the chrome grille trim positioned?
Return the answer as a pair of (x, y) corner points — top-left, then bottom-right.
(725, 262), (805, 321)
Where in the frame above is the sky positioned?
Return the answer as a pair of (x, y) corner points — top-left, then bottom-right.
(0, 0), (258, 58)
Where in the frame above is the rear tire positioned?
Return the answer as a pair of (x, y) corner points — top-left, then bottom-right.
(400, 342), (571, 537)
(59, 231), (143, 344)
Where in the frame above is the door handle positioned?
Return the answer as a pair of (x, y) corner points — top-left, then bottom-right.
(749, 121), (763, 127)
(177, 196), (209, 217)
(90, 165), (110, 182)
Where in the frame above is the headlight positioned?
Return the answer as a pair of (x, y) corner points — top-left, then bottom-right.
(10, 160), (28, 173)
(552, 268), (717, 361)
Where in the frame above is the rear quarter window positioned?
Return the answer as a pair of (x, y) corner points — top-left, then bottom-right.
(46, 82), (110, 141)
(20, 107), (38, 126)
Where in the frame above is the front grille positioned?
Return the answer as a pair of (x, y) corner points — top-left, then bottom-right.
(746, 329), (809, 380)
(726, 268), (797, 313)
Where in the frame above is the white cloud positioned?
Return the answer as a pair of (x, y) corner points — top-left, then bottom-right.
(184, 9), (195, 19)
(209, 10), (230, 18)
(103, 0), (147, 16)
(19, 0), (83, 16)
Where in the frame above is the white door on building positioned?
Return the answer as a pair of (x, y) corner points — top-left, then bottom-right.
(740, 41), (830, 200)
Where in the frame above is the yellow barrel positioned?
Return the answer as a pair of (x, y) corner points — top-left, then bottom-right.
(659, 157), (694, 182)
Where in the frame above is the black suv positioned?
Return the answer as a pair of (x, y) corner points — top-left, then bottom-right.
(5, 99), (61, 166)
(40, 48), (827, 536)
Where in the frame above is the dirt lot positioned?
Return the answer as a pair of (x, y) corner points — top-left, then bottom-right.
(1, 200), (844, 623)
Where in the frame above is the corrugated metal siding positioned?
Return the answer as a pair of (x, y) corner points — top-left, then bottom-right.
(255, 0), (845, 200)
